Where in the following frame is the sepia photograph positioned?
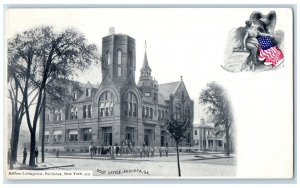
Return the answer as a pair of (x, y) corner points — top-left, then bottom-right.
(3, 7), (294, 180)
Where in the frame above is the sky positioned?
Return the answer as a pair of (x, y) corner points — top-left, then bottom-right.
(5, 8), (292, 124)
(4, 7), (295, 178)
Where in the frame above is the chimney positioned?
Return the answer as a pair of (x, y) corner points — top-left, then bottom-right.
(109, 27), (115, 35)
(200, 118), (204, 125)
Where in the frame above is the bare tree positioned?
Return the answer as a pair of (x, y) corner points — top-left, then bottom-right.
(7, 49), (39, 168)
(164, 115), (189, 177)
(8, 26), (100, 167)
(199, 82), (233, 156)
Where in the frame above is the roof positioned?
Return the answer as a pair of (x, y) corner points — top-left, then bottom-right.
(194, 122), (215, 128)
(158, 81), (182, 100)
(140, 51), (152, 72)
(157, 93), (168, 106)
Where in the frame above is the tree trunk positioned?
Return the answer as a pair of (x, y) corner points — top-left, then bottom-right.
(41, 90), (46, 163)
(10, 120), (21, 163)
(29, 132), (36, 167)
(9, 86), (22, 169)
(176, 142), (181, 177)
(225, 125), (230, 156)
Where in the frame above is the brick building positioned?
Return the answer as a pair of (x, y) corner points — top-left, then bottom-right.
(41, 29), (194, 152)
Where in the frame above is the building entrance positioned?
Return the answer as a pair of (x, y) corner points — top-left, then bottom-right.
(102, 127), (112, 146)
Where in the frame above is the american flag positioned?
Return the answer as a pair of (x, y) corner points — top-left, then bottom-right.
(257, 36), (284, 67)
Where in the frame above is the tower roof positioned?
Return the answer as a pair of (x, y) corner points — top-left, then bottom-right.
(140, 41), (152, 72)
(140, 51), (152, 72)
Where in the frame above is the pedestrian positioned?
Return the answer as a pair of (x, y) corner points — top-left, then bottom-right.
(159, 147), (162, 157)
(100, 145), (104, 155)
(147, 146), (150, 158)
(116, 144), (119, 156)
(34, 148), (39, 163)
(97, 145), (100, 155)
(165, 147), (168, 157)
(89, 145), (93, 158)
(56, 150), (59, 158)
(139, 148), (143, 158)
(151, 146), (155, 157)
(22, 147), (27, 164)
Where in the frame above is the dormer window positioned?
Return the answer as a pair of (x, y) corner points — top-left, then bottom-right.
(86, 88), (91, 97)
(72, 92), (77, 100)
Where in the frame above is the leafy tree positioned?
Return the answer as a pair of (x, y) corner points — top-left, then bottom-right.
(199, 82), (233, 156)
(164, 115), (189, 177)
(8, 26), (100, 167)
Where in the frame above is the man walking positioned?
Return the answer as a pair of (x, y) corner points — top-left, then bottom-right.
(22, 147), (27, 164)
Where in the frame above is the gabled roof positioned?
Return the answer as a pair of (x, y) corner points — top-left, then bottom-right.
(158, 81), (182, 100)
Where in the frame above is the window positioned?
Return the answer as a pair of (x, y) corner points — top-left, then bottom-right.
(145, 92), (151, 97)
(68, 129), (78, 141)
(129, 103), (132, 116)
(86, 88), (91, 97)
(70, 108), (74, 120)
(150, 108), (153, 119)
(55, 109), (62, 122)
(87, 105), (92, 118)
(194, 130), (198, 135)
(83, 105), (87, 119)
(72, 92), (77, 100)
(124, 92), (138, 118)
(118, 67), (122, 77)
(99, 91), (114, 117)
(146, 107), (149, 119)
(117, 50), (122, 64)
(124, 102), (128, 116)
(45, 131), (49, 142)
(74, 107), (78, 119)
(82, 128), (92, 141)
(82, 104), (92, 119)
(175, 106), (181, 119)
(142, 106), (145, 118)
(133, 103), (137, 117)
(53, 130), (62, 143)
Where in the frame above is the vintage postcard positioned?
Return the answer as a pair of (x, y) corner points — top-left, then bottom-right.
(3, 7), (294, 179)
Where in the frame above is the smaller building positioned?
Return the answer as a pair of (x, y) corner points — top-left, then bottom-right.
(193, 119), (226, 152)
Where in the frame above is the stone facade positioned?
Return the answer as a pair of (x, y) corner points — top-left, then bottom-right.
(42, 31), (194, 152)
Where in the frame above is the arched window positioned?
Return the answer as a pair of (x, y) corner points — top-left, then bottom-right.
(99, 91), (114, 117)
(185, 105), (191, 120)
(117, 50), (122, 64)
(124, 92), (138, 117)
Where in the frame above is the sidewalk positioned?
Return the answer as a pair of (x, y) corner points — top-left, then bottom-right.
(12, 161), (74, 170)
